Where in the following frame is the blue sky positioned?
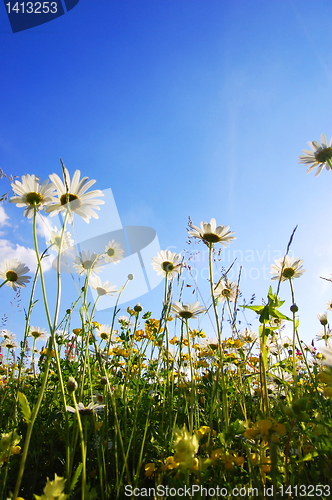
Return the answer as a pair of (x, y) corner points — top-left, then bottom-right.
(0, 0), (332, 346)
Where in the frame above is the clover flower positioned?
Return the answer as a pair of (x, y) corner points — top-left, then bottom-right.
(299, 134), (332, 176)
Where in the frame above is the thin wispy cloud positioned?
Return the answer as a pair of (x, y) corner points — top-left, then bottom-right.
(0, 205), (10, 228)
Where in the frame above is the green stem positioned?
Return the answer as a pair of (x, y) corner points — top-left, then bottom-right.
(208, 243), (229, 432)
(12, 356), (52, 499)
(289, 279), (298, 396)
(72, 392), (87, 500)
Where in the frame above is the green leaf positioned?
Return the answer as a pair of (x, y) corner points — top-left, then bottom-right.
(299, 451), (318, 462)
(270, 309), (291, 321)
(18, 392), (32, 423)
(69, 462), (83, 494)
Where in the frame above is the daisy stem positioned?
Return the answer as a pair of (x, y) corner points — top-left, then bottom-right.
(12, 355), (52, 500)
(289, 279), (298, 395)
(31, 337), (36, 377)
(71, 391), (87, 500)
(163, 273), (170, 369)
(259, 324), (270, 417)
(106, 277), (131, 353)
(16, 262), (40, 389)
(53, 210), (69, 327)
(0, 279), (8, 288)
(32, 209), (52, 329)
(185, 318), (195, 432)
(208, 243), (229, 432)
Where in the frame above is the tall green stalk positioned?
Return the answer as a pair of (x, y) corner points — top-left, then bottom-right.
(208, 243), (229, 432)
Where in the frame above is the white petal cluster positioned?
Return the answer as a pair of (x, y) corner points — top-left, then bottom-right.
(188, 218), (235, 246)
(299, 134), (332, 176)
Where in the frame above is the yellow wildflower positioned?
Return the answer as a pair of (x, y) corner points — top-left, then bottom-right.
(324, 387), (332, 398)
(144, 463), (156, 478)
(256, 419), (273, 437)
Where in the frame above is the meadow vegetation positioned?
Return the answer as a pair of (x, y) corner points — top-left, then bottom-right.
(1, 136), (332, 499)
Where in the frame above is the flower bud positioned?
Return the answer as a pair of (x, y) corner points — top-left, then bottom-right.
(318, 313), (328, 326)
(134, 303), (143, 312)
(290, 304), (298, 313)
(67, 376), (78, 393)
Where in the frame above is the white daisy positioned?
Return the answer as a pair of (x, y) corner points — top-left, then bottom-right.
(151, 250), (182, 278)
(0, 329), (15, 339)
(327, 300), (332, 311)
(270, 255), (305, 282)
(239, 328), (259, 344)
(214, 279), (238, 302)
(0, 259), (31, 291)
(73, 251), (104, 277)
(93, 392), (104, 404)
(299, 134), (332, 176)
(317, 345), (332, 367)
(277, 336), (293, 350)
(104, 240), (124, 264)
(28, 326), (49, 342)
(89, 276), (117, 296)
(66, 402), (105, 416)
(316, 329), (331, 342)
(95, 324), (114, 342)
(46, 227), (74, 252)
(9, 174), (55, 218)
(188, 218), (235, 246)
(171, 301), (206, 319)
(118, 315), (131, 326)
(1, 335), (18, 349)
(269, 317), (284, 329)
(46, 167), (104, 223)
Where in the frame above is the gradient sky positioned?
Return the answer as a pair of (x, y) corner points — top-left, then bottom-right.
(0, 0), (332, 347)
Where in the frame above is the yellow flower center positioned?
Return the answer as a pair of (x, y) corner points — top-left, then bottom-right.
(26, 191), (43, 206)
(179, 310), (194, 319)
(282, 267), (295, 279)
(202, 232), (220, 243)
(79, 408), (94, 416)
(315, 147), (332, 163)
(162, 261), (175, 272)
(60, 193), (79, 206)
(82, 260), (94, 270)
(107, 248), (115, 257)
(6, 270), (18, 282)
(30, 331), (41, 338)
(222, 288), (231, 297)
